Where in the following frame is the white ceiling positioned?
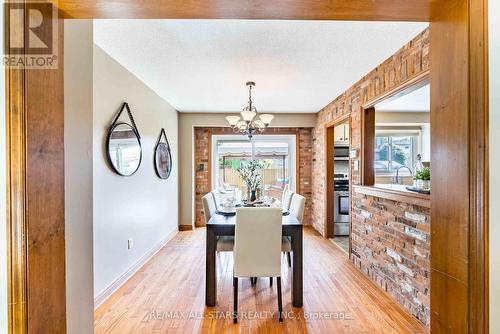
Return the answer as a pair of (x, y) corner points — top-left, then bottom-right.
(376, 84), (430, 112)
(94, 20), (428, 113)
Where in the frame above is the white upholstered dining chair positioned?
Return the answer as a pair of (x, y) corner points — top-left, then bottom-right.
(281, 193), (306, 267)
(289, 193), (306, 223)
(202, 193), (234, 252)
(233, 207), (284, 323)
(281, 185), (294, 212)
(202, 193), (216, 224)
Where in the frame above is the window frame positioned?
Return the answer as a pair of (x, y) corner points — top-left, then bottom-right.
(374, 129), (421, 176)
(211, 134), (297, 191)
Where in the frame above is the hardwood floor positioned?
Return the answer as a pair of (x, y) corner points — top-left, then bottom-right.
(95, 227), (427, 334)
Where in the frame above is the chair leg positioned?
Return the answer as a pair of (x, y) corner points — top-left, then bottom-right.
(270, 277), (273, 286)
(233, 277), (238, 323)
(286, 252), (291, 267)
(277, 277), (283, 322)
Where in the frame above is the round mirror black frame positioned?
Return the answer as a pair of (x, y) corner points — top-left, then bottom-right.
(105, 102), (143, 177)
(154, 128), (173, 179)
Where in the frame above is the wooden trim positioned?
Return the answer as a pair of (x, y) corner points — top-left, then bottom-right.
(324, 114), (351, 238)
(325, 126), (335, 238)
(347, 115), (353, 257)
(295, 132), (300, 194)
(53, 0), (432, 21)
(361, 107), (375, 186)
(5, 2), (28, 331)
(178, 225), (194, 231)
(353, 185), (431, 208)
(362, 70), (430, 109)
(428, 0), (489, 331)
(207, 131), (212, 190)
(324, 113), (350, 129)
(6, 6), (66, 332)
(468, 0), (489, 332)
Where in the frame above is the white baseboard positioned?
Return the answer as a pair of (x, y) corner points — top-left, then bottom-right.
(94, 227), (178, 309)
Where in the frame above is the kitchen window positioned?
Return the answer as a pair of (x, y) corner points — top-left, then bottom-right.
(374, 132), (419, 174)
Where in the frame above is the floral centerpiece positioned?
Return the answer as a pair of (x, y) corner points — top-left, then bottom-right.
(237, 160), (264, 202)
(413, 166), (431, 190)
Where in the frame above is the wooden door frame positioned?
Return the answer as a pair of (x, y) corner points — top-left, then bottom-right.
(324, 114), (351, 240)
(5, 0), (489, 333)
(5, 2), (66, 332)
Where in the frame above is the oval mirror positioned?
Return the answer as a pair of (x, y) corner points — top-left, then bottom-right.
(107, 122), (142, 176)
(154, 128), (172, 179)
(154, 142), (172, 179)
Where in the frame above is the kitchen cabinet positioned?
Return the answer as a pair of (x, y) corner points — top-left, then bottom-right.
(334, 123), (349, 144)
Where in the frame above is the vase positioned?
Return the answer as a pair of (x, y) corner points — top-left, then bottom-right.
(415, 179), (430, 190)
(250, 190), (257, 202)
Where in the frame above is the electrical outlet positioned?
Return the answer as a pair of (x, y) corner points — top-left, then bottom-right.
(127, 238), (133, 250)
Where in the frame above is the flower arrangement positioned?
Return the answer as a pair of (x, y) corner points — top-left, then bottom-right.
(237, 159), (264, 191)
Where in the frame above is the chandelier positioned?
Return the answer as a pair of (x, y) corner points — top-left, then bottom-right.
(226, 81), (274, 139)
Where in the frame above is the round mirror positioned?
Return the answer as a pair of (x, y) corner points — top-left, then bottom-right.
(154, 142), (172, 179)
(106, 123), (142, 176)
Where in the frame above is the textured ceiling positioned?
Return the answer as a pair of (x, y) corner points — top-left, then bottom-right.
(94, 20), (428, 113)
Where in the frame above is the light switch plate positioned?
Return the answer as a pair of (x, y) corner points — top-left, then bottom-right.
(353, 160), (360, 171)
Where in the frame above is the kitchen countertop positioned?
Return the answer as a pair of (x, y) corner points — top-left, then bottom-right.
(352, 183), (430, 208)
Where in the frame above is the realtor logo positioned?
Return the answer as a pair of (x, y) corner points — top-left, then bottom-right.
(3, 1), (58, 69)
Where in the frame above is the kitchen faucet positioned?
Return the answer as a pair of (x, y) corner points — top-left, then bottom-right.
(395, 165), (413, 184)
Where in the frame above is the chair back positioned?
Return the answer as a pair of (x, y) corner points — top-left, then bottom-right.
(282, 187), (294, 211)
(289, 193), (306, 223)
(233, 208), (282, 278)
(202, 192), (217, 224)
(210, 190), (220, 207)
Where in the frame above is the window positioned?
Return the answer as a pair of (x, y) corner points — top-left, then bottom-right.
(374, 133), (418, 174)
(212, 135), (296, 192)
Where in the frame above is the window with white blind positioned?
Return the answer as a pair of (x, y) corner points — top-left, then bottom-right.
(212, 135), (296, 192)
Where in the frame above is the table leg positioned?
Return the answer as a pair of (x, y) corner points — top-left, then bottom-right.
(291, 227), (303, 307)
(206, 227), (217, 306)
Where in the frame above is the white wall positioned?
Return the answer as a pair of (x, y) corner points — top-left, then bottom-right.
(0, 4), (8, 333)
(489, 0), (499, 331)
(64, 20), (94, 334)
(93, 45), (179, 299)
(178, 112), (316, 227)
(420, 124), (431, 162)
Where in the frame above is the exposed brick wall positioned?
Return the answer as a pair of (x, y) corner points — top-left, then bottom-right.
(194, 127), (313, 227)
(311, 28), (429, 236)
(310, 28), (430, 326)
(351, 190), (430, 326)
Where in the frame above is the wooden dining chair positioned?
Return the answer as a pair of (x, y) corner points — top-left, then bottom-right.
(202, 193), (233, 252)
(233, 207), (283, 323)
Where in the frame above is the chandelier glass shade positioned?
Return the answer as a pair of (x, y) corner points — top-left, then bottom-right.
(225, 81), (274, 139)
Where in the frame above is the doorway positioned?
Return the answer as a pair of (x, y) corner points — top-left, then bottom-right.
(325, 114), (351, 254)
(4, 1), (489, 333)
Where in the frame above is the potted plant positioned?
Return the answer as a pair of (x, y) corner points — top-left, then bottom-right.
(237, 160), (264, 202)
(413, 166), (431, 190)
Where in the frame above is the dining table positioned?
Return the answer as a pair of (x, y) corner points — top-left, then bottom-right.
(205, 207), (303, 307)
